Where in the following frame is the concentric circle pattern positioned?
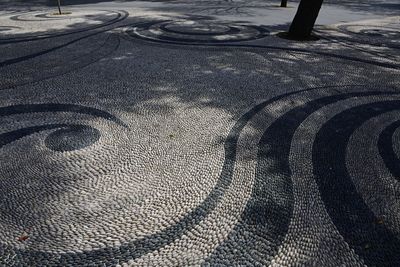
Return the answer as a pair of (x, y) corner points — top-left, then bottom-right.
(126, 20), (270, 44)
(1, 87), (400, 266)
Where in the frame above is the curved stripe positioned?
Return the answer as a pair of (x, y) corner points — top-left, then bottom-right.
(159, 23), (241, 36)
(336, 25), (400, 50)
(313, 101), (400, 266)
(0, 33), (120, 90)
(0, 11), (128, 68)
(127, 23), (399, 70)
(4, 88), (395, 265)
(0, 31), (115, 68)
(129, 22), (269, 44)
(0, 103), (127, 127)
(0, 124), (100, 152)
(378, 120), (400, 181)
(206, 91), (400, 265)
(0, 10), (128, 45)
(0, 124), (73, 148)
(1, 87), (323, 265)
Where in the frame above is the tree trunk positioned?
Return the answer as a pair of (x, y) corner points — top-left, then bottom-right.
(288, 0), (324, 39)
(57, 0), (62, 15)
(280, 0), (288, 7)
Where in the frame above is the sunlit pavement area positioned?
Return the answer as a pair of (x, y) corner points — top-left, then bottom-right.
(0, 0), (399, 266)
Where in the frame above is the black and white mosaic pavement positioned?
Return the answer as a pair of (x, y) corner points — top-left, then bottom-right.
(337, 23), (400, 50)
(0, 2), (399, 266)
(126, 19), (270, 44)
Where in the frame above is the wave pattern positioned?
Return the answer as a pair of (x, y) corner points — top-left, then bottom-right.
(205, 89), (400, 266)
(1, 88), (399, 265)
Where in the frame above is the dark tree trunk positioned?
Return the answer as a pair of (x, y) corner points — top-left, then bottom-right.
(280, 0), (288, 7)
(288, 0), (324, 39)
(57, 0), (62, 15)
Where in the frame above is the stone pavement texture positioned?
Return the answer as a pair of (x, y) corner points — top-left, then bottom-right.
(0, 0), (399, 266)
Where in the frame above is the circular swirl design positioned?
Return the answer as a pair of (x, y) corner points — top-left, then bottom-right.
(1, 88), (400, 266)
(8, 10), (120, 23)
(126, 20), (270, 44)
(0, 103), (126, 150)
(0, 10), (126, 43)
(44, 125), (101, 152)
(342, 25), (400, 38)
(359, 28), (400, 38)
(9, 12), (75, 22)
(337, 25), (400, 49)
(0, 26), (20, 32)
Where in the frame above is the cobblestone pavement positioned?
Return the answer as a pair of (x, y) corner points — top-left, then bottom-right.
(0, 0), (399, 266)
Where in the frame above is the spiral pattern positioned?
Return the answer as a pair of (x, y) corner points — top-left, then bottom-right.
(126, 20), (269, 45)
(1, 87), (400, 266)
(8, 10), (121, 23)
(9, 12), (76, 22)
(0, 10), (126, 43)
(337, 24), (400, 49)
(0, 26), (20, 32)
(0, 103), (126, 149)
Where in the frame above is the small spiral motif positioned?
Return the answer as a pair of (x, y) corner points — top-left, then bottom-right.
(126, 20), (270, 45)
(0, 25), (20, 32)
(0, 103), (126, 152)
(359, 28), (400, 38)
(8, 10), (119, 22)
(0, 10), (126, 45)
(337, 24), (400, 49)
(341, 25), (400, 38)
(44, 125), (101, 152)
